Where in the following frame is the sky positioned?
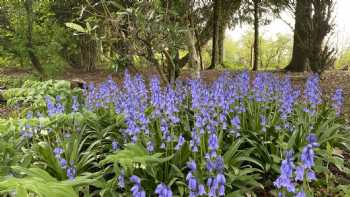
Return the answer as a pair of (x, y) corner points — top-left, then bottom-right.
(227, 0), (350, 49)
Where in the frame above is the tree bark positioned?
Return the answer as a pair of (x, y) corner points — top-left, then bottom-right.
(209, 0), (221, 69)
(24, 0), (44, 75)
(252, 0), (259, 71)
(285, 0), (312, 72)
(218, 22), (225, 65)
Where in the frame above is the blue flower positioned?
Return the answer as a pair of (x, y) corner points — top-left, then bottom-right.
(155, 183), (173, 197)
(332, 88), (343, 116)
(304, 74), (322, 114)
(66, 166), (76, 180)
(59, 158), (67, 169)
(187, 160), (197, 172)
(53, 147), (64, 157)
(208, 134), (219, 152)
(301, 143), (317, 169)
(72, 96), (79, 112)
(295, 166), (304, 181)
(306, 170), (316, 181)
(112, 140), (119, 151)
(118, 170), (125, 188)
(175, 135), (185, 150)
(147, 141), (154, 153)
(295, 190), (306, 197)
(130, 175), (146, 197)
(274, 150), (295, 192)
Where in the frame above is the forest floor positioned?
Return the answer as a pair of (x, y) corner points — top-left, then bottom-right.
(1, 67), (350, 120)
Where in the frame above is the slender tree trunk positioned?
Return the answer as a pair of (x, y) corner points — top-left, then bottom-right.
(80, 35), (97, 72)
(209, 0), (222, 69)
(218, 23), (225, 65)
(252, 0), (259, 71)
(24, 0), (44, 75)
(285, 0), (312, 72)
(186, 29), (200, 78)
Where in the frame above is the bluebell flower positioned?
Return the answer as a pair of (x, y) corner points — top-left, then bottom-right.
(147, 141), (154, 153)
(155, 183), (173, 197)
(53, 147), (64, 157)
(280, 77), (300, 120)
(198, 184), (206, 195)
(59, 158), (67, 169)
(274, 150), (295, 192)
(295, 166), (304, 181)
(295, 191), (306, 197)
(72, 96), (79, 112)
(306, 170), (316, 181)
(66, 166), (76, 180)
(332, 88), (343, 116)
(187, 160), (197, 172)
(304, 74), (322, 115)
(175, 135), (185, 150)
(112, 140), (119, 151)
(130, 175), (146, 197)
(118, 170), (125, 188)
(208, 134), (219, 152)
(301, 138), (318, 169)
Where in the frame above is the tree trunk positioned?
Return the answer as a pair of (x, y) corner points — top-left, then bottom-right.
(252, 0), (259, 71)
(218, 22), (225, 65)
(309, 0), (335, 73)
(285, 0), (312, 72)
(209, 0), (221, 69)
(186, 29), (200, 79)
(24, 0), (44, 75)
(80, 35), (97, 72)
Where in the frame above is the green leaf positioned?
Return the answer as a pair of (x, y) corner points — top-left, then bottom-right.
(65, 22), (86, 33)
(101, 143), (173, 170)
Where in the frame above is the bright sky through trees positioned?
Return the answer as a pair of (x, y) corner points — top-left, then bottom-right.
(228, 0), (350, 49)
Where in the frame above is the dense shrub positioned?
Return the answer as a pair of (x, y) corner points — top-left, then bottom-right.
(0, 72), (349, 196)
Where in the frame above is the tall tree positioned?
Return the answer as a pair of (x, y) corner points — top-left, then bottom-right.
(285, 0), (312, 72)
(252, 0), (260, 71)
(308, 0), (335, 73)
(209, 0), (223, 69)
(24, 0), (44, 75)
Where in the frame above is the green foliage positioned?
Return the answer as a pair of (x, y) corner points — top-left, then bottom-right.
(222, 32), (292, 70)
(0, 166), (96, 197)
(3, 80), (82, 114)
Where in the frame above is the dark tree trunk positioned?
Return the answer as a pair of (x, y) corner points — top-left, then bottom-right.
(252, 0), (259, 71)
(218, 22), (225, 65)
(285, 0), (312, 72)
(309, 0), (335, 73)
(80, 35), (97, 72)
(24, 0), (44, 75)
(209, 0), (221, 69)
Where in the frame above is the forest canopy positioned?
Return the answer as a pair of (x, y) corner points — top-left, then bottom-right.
(0, 0), (347, 81)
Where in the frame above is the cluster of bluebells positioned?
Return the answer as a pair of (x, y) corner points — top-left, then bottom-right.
(130, 175), (146, 197)
(46, 96), (65, 116)
(38, 71), (344, 195)
(304, 74), (322, 115)
(274, 134), (319, 196)
(186, 160), (206, 197)
(332, 88), (344, 116)
(53, 147), (76, 180)
(206, 156), (226, 196)
(155, 183), (173, 197)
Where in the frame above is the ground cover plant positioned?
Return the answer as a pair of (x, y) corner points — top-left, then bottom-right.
(0, 71), (349, 196)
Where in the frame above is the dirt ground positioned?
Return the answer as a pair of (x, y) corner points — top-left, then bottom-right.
(1, 68), (350, 119)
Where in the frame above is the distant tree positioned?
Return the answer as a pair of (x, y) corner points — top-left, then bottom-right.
(236, 0), (288, 71)
(209, 0), (223, 69)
